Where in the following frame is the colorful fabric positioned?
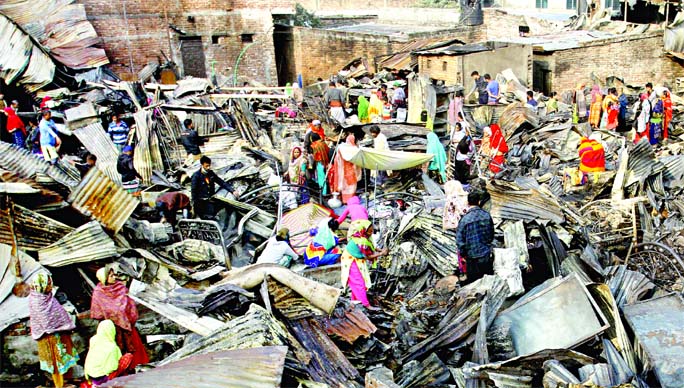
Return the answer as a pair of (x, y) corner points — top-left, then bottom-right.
(347, 260), (370, 306)
(115, 325), (149, 367)
(85, 320), (121, 379)
(578, 137), (606, 173)
(5, 107), (25, 135)
(311, 140), (330, 166)
(29, 274), (76, 340)
(636, 98), (651, 135)
(307, 123), (326, 142)
(39, 118), (59, 146)
(288, 146), (307, 185)
(36, 333), (79, 375)
(426, 131), (447, 182)
(456, 207), (494, 260)
(347, 219), (374, 257)
(329, 134), (360, 203)
(488, 124), (508, 173)
(447, 97), (461, 127)
(108, 120), (129, 145)
(443, 180), (468, 230)
(589, 93), (603, 127)
(90, 281), (138, 331)
(336, 195), (369, 223)
(650, 99), (664, 145)
(341, 219), (375, 305)
(606, 103), (619, 130)
(358, 96), (370, 123)
(304, 242), (341, 268)
(663, 94), (672, 140)
(369, 94), (383, 119)
(337, 143), (433, 171)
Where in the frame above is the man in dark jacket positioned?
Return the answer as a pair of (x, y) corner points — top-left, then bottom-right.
(191, 156), (236, 219)
(181, 119), (204, 164)
(117, 145), (142, 193)
(456, 191), (495, 284)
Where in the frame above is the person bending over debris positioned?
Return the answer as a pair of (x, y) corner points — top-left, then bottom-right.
(28, 273), (79, 388)
(90, 266), (149, 368)
(324, 81), (346, 124)
(456, 192), (495, 285)
(70, 153), (97, 178)
(180, 118), (204, 164)
(257, 228), (299, 267)
(108, 113), (129, 153)
(155, 191), (191, 227)
(578, 134), (606, 173)
(84, 320), (134, 388)
(336, 195), (369, 224)
(39, 110), (62, 165)
(191, 155), (236, 220)
(117, 145), (142, 194)
(341, 220), (388, 307)
(305, 218), (342, 268)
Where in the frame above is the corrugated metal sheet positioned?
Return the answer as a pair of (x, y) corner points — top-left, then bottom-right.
(0, 141), (79, 188)
(626, 138), (665, 187)
(318, 303), (377, 344)
(380, 38), (461, 70)
(0, 204), (73, 251)
(161, 304), (291, 365)
(623, 294), (684, 388)
(267, 278), (325, 320)
(133, 111), (164, 185)
(281, 203), (334, 255)
(38, 221), (117, 267)
(488, 183), (565, 224)
(72, 122), (122, 185)
(68, 167), (139, 233)
(0, 14), (55, 92)
(0, 169), (64, 209)
(0, 1), (109, 69)
(102, 346), (287, 388)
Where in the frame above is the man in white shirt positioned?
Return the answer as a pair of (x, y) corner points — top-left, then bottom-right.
(256, 228), (299, 266)
(370, 126), (390, 186)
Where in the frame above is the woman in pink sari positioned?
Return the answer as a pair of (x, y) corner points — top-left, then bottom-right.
(329, 130), (362, 203)
(90, 266), (149, 368)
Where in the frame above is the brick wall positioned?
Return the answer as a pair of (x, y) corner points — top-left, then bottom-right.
(77, 0), (294, 84)
(543, 31), (684, 92)
(419, 55), (461, 85)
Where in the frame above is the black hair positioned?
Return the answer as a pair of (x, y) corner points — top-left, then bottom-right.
(275, 235), (286, 242)
(328, 219), (340, 231)
(329, 81), (336, 87)
(551, 91), (557, 97)
(471, 71), (479, 77)
(609, 87), (617, 95)
(87, 154), (97, 162)
(200, 155), (211, 165)
(527, 90), (533, 98)
(646, 82), (653, 88)
(467, 191), (480, 206)
(42, 110), (51, 117)
(243, 82), (249, 86)
(483, 74), (492, 80)
(369, 126), (381, 135)
(455, 90), (464, 98)
(310, 133), (321, 142)
(183, 119), (193, 127)
(455, 122), (462, 130)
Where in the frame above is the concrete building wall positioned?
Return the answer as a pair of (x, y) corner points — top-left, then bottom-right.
(418, 44), (532, 87)
(540, 32), (684, 92)
(77, 0), (294, 84)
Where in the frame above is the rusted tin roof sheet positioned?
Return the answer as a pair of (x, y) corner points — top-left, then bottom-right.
(0, 1), (109, 69)
(267, 278), (325, 320)
(318, 303), (377, 344)
(0, 142), (79, 188)
(488, 182), (565, 224)
(38, 221), (117, 267)
(0, 204), (73, 251)
(102, 346), (288, 388)
(68, 168), (139, 233)
(0, 14), (55, 92)
(72, 122), (122, 185)
(0, 169), (64, 210)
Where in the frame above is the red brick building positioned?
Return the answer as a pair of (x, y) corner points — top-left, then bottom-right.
(78, 0), (295, 85)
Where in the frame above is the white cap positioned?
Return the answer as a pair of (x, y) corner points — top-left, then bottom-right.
(312, 120), (321, 125)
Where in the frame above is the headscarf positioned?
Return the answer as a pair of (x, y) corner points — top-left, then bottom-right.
(346, 219), (374, 258)
(28, 273), (76, 340)
(591, 85), (602, 103)
(90, 268), (138, 331)
(84, 320), (122, 379)
(369, 94), (383, 117)
(426, 131), (447, 182)
(312, 218), (337, 250)
(357, 96), (369, 121)
(288, 146), (304, 184)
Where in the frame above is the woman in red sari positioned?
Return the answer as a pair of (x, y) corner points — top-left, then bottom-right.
(90, 266), (149, 368)
(329, 130), (362, 204)
(488, 124), (508, 173)
(663, 90), (673, 140)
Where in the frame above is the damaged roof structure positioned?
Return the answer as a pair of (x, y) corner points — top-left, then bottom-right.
(2, 1), (684, 388)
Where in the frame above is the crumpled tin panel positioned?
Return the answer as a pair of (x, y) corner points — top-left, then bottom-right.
(0, 204), (73, 251)
(488, 184), (565, 224)
(72, 122), (122, 185)
(67, 168), (139, 233)
(38, 221), (117, 267)
(0, 15), (55, 92)
(102, 346), (287, 388)
(318, 304), (377, 344)
(623, 294), (684, 388)
(0, 142), (79, 188)
(0, 1), (109, 69)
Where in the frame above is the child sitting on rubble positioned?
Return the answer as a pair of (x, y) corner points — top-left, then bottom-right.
(304, 218), (343, 268)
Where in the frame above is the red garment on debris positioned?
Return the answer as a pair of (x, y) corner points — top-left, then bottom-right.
(5, 107), (26, 135)
(488, 124), (508, 173)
